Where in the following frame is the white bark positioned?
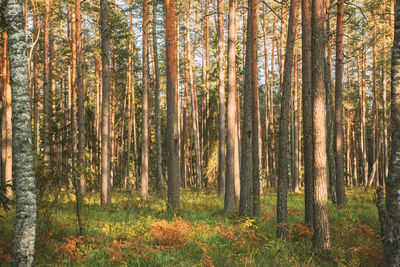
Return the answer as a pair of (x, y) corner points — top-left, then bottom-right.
(6, 0), (37, 265)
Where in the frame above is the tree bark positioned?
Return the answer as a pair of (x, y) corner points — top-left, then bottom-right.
(43, 0), (51, 165)
(1, 30), (12, 198)
(302, 0), (313, 225)
(312, 0), (331, 251)
(152, 0), (164, 199)
(100, 0), (111, 207)
(292, 47), (299, 193)
(250, 0), (261, 218)
(75, 0), (86, 196)
(277, 0), (297, 238)
(382, 4), (388, 190)
(6, 0), (37, 265)
(141, 0), (150, 201)
(383, 0), (400, 264)
(334, 0), (346, 205)
(217, 0), (226, 196)
(166, 0), (180, 210)
(239, 0), (259, 218)
(225, 0), (239, 212)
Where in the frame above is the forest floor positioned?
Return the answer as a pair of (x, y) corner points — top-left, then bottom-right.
(0, 187), (382, 266)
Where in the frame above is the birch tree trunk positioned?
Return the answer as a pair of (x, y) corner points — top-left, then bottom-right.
(6, 0), (37, 265)
(383, 0), (400, 264)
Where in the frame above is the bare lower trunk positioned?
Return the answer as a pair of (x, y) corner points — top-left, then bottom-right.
(166, 0), (180, 210)
(312, 0), (330, 251)
(225, 0), (239, 212)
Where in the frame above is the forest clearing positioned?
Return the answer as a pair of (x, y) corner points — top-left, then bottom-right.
(1, 0), (400, 265)
(1, 188), (382, 266)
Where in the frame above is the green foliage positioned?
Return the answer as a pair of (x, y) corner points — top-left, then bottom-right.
(0, 188), (383, 266)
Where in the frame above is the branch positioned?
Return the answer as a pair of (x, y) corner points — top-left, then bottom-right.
(261, 0), (287, 25)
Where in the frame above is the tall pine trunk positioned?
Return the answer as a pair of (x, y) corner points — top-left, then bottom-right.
(100, 0), (111, 207)
(1, 30), (12, 198)
(166, 0), (180, 210)
(141, 0), (150, 201)
(217, 0), (226, 196)
(312, 0), (330, 251)
(153, 0), (164, 199)
(76, 0), (86, 196)
(301, 0), (313, 225)
(224, 0), (239, 211)
(277, 0), (297, 238)
(334, 0), (346, 205)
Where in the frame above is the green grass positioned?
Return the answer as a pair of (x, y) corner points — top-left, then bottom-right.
(0, 187), (382, 266)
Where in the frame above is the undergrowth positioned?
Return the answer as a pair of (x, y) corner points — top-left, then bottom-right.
(0, 187), (382, 266)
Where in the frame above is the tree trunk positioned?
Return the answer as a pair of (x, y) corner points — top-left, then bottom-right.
(292, 47), (300, 193)
(141, 0), (150, 201)
(224, 0), (239, 212)
(32, 2), (39, 156)
(302, 0), (313, 225)
(75, 0), (86, 196)
(262, 7), (270, 187)
(371, 9), (378, 189)
(324, 1), (336, 203)
(166, 0), (180, 210)
(124, 0), (134, 192)
(1, 31), (12, 198)
(312, 0), (330, 251)
(361, 42), (368, 186)
(100, 0), (111, 207)
(71, 3), (78, 189)
(277, 0), (297, 238)
(43, 0), (51, 165)
(239, 0), (259, 218)
(6, 0), (37, 265)
(217, 0), (226, 196)
(383, 1), (400, 264)
(152, 0), (164, 199)
(334, 0), (346, 205)
(250, 0), (261, 218)
(382, 4), (388, 190)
